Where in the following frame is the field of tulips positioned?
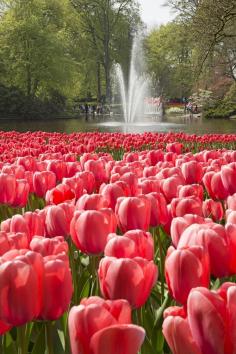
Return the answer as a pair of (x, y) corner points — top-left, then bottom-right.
(1, 130), (236, 354)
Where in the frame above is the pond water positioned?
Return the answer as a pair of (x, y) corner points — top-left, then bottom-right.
(0, 114), (236, 134)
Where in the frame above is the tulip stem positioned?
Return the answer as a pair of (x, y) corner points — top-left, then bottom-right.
(68, 239), (78, 305)
(46, 322), (54, 354)
(17, 325), (27, 354)
(157, 227), (165, 303)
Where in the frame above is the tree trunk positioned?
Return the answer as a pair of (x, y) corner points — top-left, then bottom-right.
(96, 61), (101, 102)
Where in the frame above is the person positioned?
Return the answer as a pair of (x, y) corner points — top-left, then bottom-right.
(186, 102), (193, 118)
(193, 104), (198, 114)
(85, 103), (89, 120)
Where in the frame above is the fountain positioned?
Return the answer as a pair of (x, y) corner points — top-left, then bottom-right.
(114, 35), (162, 123)
(95, 35), (184, 132)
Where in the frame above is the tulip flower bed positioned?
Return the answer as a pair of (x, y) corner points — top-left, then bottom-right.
(1, 130), (236, 354)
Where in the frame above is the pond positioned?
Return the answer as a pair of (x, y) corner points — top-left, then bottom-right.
(0, 114), (236, 134)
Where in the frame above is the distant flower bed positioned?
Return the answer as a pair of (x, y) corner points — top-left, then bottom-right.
(0, 131), (236, 354)
(166, 106), (184, 114)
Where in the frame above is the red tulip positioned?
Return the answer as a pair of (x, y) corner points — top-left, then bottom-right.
(210, 172), (229, 200)
(178, 223), (230, 277)
(30, 236), (68, 256)
(16, 156), (36, 172)
(227, 193), (236, 210)
(171, 197), (203, 218)
(47, 160), (67, 181)
(166, 143), (183, 154)
(0, 231), (28, 256)
(160, 175), (185, 202)
(0, 250), (43, 326)
(0, 319), (11, 335)
(70, 209), (117, 255)
(202, 199), (224, 221)
(115, 196), (151, 232)
(0, 173), (16, 205)
(76, 194), (108, 211)
(162, 306), (201, 354)
(62, 176), (84, 199)
(45, 203), (74, 238)
(145, 192), (168, 227)
(98, 257), (157, 308)
(181, 161), (203, 184)
(177, 184), (204, 200)
(39, 254), (72, 320)
(104, 230), (154, 260)
(33, 171), (57, 198)
(165, 246), (210, 304)
(188, 287), (228, 354)
(119, 172), (139, 196)
(99, 183), (126, 210)
(45, 183), (75, 205)
(68, 297), (145, 354)
(75, 171), (95, 194)
(84, 160), (107, 189)
(221, 162), (236, 195)
(171, 214), (210, 247)
(12, 179), (30, 207)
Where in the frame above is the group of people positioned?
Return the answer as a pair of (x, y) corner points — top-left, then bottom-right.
(79, 103), (104, 116)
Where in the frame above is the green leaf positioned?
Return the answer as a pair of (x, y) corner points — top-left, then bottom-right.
(31, 326), (46, 354)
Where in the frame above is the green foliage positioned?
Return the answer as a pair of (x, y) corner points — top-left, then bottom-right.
(145, 22), (194, 98)
(204, 82), (236, 118)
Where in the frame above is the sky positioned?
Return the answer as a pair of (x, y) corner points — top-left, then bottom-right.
(138, 0), (176, 28)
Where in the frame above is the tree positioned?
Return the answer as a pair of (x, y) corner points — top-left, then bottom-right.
(0, 0), (78, 99)
(167, 0), (236, 74)
(145, 22), (194, 98)
(70, 0), (141, 103)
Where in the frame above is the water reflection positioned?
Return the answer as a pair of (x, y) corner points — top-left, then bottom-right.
(0, 114), (235, 134)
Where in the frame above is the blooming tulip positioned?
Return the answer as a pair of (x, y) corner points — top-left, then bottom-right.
(104, 230), (154, 260)
(70, 209), (117, 254)
(115, 196), (151, 232)
(98, 256), (157, 308)
(165, 246), (210, 304)
(68, 297), (145, 354)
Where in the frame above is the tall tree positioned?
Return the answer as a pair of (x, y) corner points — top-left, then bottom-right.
(146, 22), (194, 98)
(70, 0), (140, 103)
(0, 0), (78, 99)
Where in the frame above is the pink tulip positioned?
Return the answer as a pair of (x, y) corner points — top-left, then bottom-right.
(39, 254), (72, 320)
(99, 183), (126, 210)
(202, 199), (224, 221)
(47, 160), (67, 181)
(70, 209), (117, 254)
(104, 230), (154, 260)
(45, 203), (74, 238)
(177, 184), (203, 200)
(115, 196), (151, 232)
(68, 297), (145, 354)
(0, 173), (16, 205)
(163, 306), (201, 354)
(165, 246), (210, 304)
(33, 171), (57, 198)
(30, 236), (68, 256)
(76, 194), (108, 211)
(188, 287), (228, 354)
(75, 171), (95, 194)
(145, 192), (168, 227)
(181, 161), (203, 184)
(178, 223), (230, 277)
(171, 197), (203, 218)
(98, 257), (157, 308)
(171, 214), (210, 247)
(221, 162), (236, 195)
(0, 250), (43, 326)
